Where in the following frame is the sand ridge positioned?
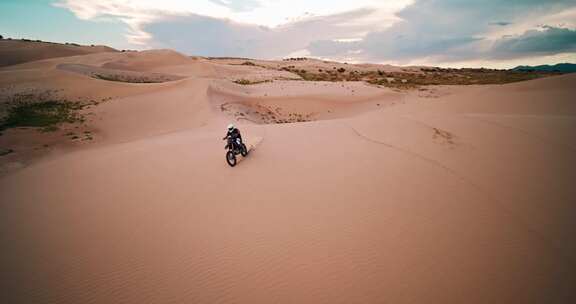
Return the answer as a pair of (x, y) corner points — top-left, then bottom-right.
(0, 39), (117, 67)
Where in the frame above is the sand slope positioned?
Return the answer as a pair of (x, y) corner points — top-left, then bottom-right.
(0, 48), (575, 303)
(0, 39), (117, 67)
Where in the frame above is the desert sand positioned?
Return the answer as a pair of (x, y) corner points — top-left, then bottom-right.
(0, 44), (575, 303)
(0, 39), (117, 67)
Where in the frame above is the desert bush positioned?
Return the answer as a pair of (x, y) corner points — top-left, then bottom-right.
(233, 79), (270, 85)
(0, 92), (86, 132)
(283, 57), (307, 61)
(93, 73), (163, 83)
(271, 62), (557, 87)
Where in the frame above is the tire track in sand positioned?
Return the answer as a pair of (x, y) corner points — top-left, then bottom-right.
(341, 120), (576, 265)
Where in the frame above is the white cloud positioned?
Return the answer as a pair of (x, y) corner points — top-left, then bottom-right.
(232, 0), (411, 27)
(54, 0), (236, 45)
(54, 0), (411, 46)
(305, 0), (576, 66)
(53, 0), (576, 67)
(142, 8), (387, 58)
(483, 6), (576, 41)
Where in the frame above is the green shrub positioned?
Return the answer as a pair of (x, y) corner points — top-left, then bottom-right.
(0, 100), (84, 132)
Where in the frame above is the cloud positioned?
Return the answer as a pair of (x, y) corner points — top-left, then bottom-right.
(54, 0), (408, 51)
(491, 26), (576, 59)
(53, 0), (230, 45)
(208, 0), (261, 12)
(306, 0), (576, 64)
(144, 8), (387, 58)
(307, 39), (361, 57)
(490, 21), (513, 26)
(54, 0), (576, 66)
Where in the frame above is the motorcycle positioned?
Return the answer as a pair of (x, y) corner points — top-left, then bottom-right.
(224, 137), (248, 167)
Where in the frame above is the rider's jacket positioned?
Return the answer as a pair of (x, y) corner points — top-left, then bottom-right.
(225, 128), (242, 141)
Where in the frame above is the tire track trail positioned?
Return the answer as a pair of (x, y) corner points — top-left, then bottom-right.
(341, 120), (576, 264)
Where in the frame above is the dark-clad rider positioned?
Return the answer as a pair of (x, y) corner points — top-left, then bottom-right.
(223, 123), (243, 149)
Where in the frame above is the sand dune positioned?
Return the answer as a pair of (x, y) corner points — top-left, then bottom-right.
(0, 39), (117, 67)
(58, 63), (185, 83)
(0, 46), (575, 303)
(101, 49), (193, 71)
(209, 80), (403, 123)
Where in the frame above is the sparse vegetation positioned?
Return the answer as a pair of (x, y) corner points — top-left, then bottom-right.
(366, 68), (558, 88)
(281, 66), (360, 81)
(0, 100), (85, 132)
(93, 73), (169, 83)
(283, 57), (308, 61)
(276, 65), (562, 89)
(228, 61), (268, 69)
(221, 102), (314, 124)
(233, 79), (271, 85)
(0, 91), (86, 133)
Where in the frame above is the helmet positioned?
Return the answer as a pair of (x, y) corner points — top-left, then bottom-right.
(227, 123), (235, 130)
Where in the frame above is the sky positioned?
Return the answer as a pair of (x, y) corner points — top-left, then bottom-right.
(1, 0), (575, 68)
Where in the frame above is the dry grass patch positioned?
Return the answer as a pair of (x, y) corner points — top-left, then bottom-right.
(233, 79), (272, 85)
(0, 91), (87, 132)
(275, 65), (563, 89)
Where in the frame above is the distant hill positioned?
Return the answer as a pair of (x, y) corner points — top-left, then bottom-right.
(512, 63), (576, 73)
(0, 38), (117, 67)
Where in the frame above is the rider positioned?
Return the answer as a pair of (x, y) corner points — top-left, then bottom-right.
(223, 123), (243, 149)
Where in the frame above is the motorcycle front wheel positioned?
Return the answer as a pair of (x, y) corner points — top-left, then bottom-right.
(226, 151), (237, 167)
(240, 144), (248, 157)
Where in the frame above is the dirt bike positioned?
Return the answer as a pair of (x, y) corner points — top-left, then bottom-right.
(224, 137), (248, 167)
